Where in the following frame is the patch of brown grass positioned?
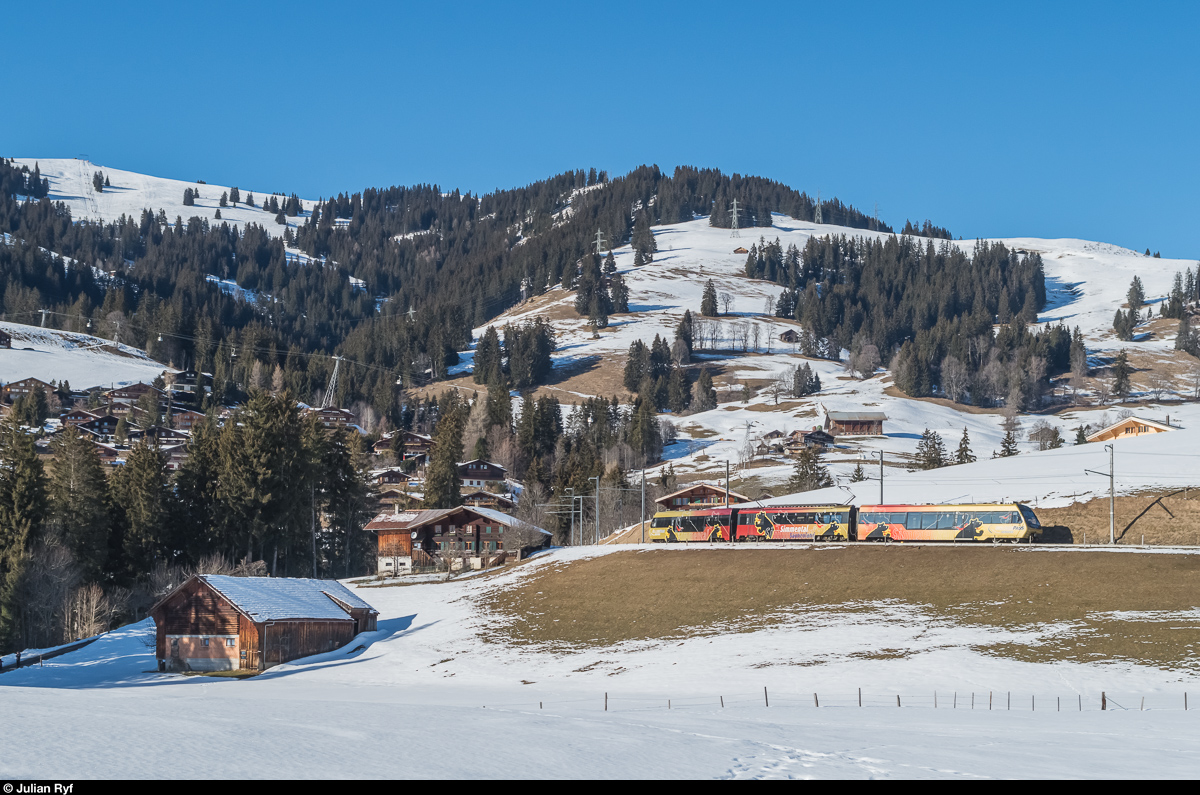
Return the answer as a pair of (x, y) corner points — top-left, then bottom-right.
(484, 547), (1200, 667)
(1037, 489), (1200, 546)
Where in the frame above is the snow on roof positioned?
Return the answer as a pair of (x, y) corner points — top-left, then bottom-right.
(464, 505), (551, 536)
(657, 483), (751, 503)
(825, 411), (888, 422)
(200, 575), (375, 622)
(1086, 415), (1175, 440)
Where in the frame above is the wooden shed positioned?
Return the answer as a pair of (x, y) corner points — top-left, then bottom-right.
(151, 575), (378, 673)
(824, 410), (887, 436)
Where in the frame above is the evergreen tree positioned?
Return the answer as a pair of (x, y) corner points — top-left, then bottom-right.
(999, 428), (1019, 457)
(955, 427), (976, 464)
(246, 192), (255, 208)
(182, 188), (195, 207)
(112, 441), (173, 574)
(424, 393), (466, 508)
(229, 186), (240, 205)
(788, 447), (833, 492)
(1112, 349), (1133, 400)
(691, 367), (717, 411)
(849, 462), (867, 482)
(114, 416), (128, 444)
(675, 309), (694, 353)
(628, 397), (662, 462)
(220, 191), (228, 207)
(624, 340), (650, 392)
(1047, 427), (1064, 449)
(173, 415), (221, 564)
(1075, 425), (1089, 445)
(473, 325), (503, 385)
(915, 428), (947, 469)
(1176, 314), (1198, 356)
(485, 374), (513, 432)
(1128, 276), (1146, 313)
(603, 251), (616, 276)
(0, 416), (48, 648)
(667, 368), (691, 413)
(214, 209), (221, 220)
(47, 426), (111, 581)
(610, 273), (629, 313)
(700, 280), (719, 317)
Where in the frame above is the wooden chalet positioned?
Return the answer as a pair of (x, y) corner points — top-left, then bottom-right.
(762, 429), (785, 441)
(462, 490), (516, 511)
(373, 468), (412, 487)
(61, 408), (101, 426)
(824, 410), (887, 436)
(779, 329), (800, 344)
(104, 382), (163, 406)
(91, 441), (119, 465)
(0, 329), (10, 349)
(128, 425), (190, 444)
(457, 459), (507, 488)
(654, 483), (749, 511)
(308, 406), (357, 430)
(151, 574), (378, 673)
(784, 428), (836, 452)
(376, 487), (423, 509)
(733, 246), (749, 255)
(367, 509), (422, 574)
(373, 432), (396, 455)
(78, 413), (120, 439)
(405, 505), (549, 562)
(171, 409), (206, 432)
(2, 377), (52, 402)
(1086, 416), (1175, 443)
(395, 430), (433, 459)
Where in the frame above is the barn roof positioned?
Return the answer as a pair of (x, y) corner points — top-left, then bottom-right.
(825, 411), (888, 422)
(199, 575), (375, 622)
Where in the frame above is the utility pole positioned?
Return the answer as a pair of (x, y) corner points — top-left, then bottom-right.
(641, 470), (646, 544)
(1084, 444), (1116, 544)
(590, 476), (600, 544)
(729, 199), (741, 238)
(40, 309), (48, 327)
(565, 487), (575, 546)
(878, 450), (884, 503)
(725, 460), (730, 507)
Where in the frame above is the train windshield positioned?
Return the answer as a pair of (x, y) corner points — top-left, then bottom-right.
(650, 516), (673, 529)
(1016, 504), (1041, 528)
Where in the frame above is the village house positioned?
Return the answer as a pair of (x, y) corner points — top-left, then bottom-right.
(170, 409), (206, 432)
(77, 413), (120, 439)
(372, 432), (396, 455)
(2, 377), (53, 402)
(127, 425), (190, 445)
(784, 428), (836, 453)
(60, 407), (101, 426)
(306, 406), (357, 430)
(778, 329), (800, 344)
(372, 505), (548, 573)
(150, 574), (378, 673)
(824, 410), (887, 437)
(376, 487), (423, 509)
(373, 468), (412, 487)
(367, 508), (422, 574)
(461, 490), (516, 511)
(733, 246), (749, 255)
(1086, 416), (1176, 443)
(457, 459), (507, 489)
(0, 329), (11, 349)
(654, 483), (749, 511)
(104, 382), (163, 406)
(393, 430), (433, 460)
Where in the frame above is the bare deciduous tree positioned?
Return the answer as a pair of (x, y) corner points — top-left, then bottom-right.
(720, 292), (734, 316)
(940, 355), (969, 402)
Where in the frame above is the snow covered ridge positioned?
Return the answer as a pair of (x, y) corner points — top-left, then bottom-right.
(0, 320), (172, 389)
(10, 158), (317, 238)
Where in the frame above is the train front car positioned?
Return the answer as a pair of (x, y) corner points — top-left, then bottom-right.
(647, 508), (734, 542)
(856, 504), (1042, 543)
(734, 505), (852, 542)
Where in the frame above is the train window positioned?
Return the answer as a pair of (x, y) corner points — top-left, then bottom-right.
(680, 516), (705, 533)
(937, 512), (957, 529)
(1017, 505), (1040, 528)
(650, 516), (672, 529)
(906, 513), (923, 529)
(887, 512), (906, 525)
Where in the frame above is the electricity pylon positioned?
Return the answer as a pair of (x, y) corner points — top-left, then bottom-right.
(729, 198), (741, 238)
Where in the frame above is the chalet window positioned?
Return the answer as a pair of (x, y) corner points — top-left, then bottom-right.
(226, 638), (236, 647)
(202, 638), (209, 646)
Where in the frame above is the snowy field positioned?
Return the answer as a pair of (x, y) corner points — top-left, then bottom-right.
(11, 158), (316, 237)
(4, 545), (1200, 779)
(0, 321), (172, 389)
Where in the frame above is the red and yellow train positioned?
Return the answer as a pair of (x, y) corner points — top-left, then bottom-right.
(648, 502), (1042, 543)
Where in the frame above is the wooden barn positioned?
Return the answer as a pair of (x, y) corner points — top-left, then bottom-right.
(824, 410), (887, 436)
(1086, 415), (1175, 442)
(778, 329), (800, 344)
(654, 483), (750, 511)
(151, 575), (378, 673)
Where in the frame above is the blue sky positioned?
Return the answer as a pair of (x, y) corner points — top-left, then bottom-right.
(5, 1), (1199, 255)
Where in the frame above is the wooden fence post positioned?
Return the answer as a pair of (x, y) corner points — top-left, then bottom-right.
(1102, 691), (1107, 711)
(934, 691), (937, 709)
(720, 696), (724, 708)
(764, 687), (769, 707)
(813, 693), (819, 708)
(897, 695), (901, 708)
(989, 692), (992, 710)
(858, 687), (861, 707)
(605, 692), (608, 712)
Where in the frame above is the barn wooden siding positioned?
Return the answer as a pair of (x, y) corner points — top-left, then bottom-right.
(260, 620), (355, 668)
(155, 579), (240, 660)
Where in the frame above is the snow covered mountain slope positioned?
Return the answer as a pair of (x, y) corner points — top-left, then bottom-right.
(5, 550), (1200, 779)
(462, 214), (1200, 506)
(0, 321), (172, 389)
(11, 158), (315, 237)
